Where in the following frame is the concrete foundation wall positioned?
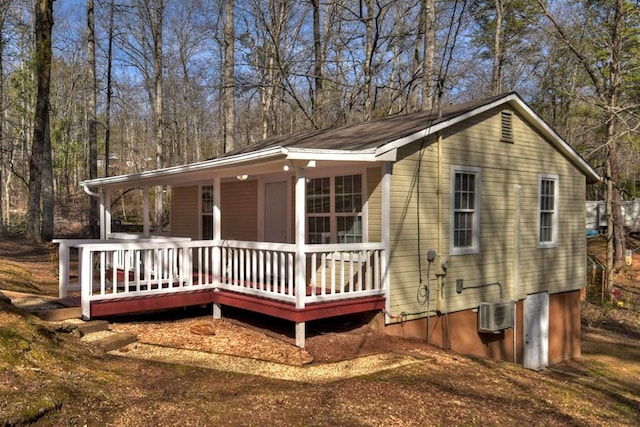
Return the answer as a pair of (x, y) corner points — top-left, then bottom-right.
(371, 290), (581, 366)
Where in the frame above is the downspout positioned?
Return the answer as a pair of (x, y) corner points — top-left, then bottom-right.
(437, 132), (443, 253)
(512, 185), (521, 363)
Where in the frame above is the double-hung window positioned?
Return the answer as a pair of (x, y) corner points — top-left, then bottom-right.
(307, 174), (363, 244)
(201, 185), (214, 239)
(538, 174), (558, 248)
(451, 166), (481, 255)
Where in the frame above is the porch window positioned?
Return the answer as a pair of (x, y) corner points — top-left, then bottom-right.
(451, 166), (481, 255)
(538, 174), (558, 248)
(306, 174), (362, 244)
(201, 185), (214, 239)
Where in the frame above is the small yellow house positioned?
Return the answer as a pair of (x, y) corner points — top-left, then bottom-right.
(60, 92), (599, 369)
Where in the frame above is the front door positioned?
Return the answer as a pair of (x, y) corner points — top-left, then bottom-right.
(524, 291), (549, 370)
(265, 181), (288, 243)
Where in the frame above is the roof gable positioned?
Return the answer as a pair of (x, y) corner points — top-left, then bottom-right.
(80, 92), (600, 188)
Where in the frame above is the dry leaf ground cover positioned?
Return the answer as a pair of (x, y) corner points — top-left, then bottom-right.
(1, 238), (640, 425)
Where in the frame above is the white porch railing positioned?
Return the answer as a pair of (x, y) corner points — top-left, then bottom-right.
(56, 238), (386, 319)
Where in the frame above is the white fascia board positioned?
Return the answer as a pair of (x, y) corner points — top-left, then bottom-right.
(285, 148), (378, 162)
(375, 148), (397, 161)
(80, 146), (287, 189)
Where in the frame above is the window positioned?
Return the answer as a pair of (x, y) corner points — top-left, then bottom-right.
(306, 174), (363, 244)
(538, 174), (558, 247)
(501, 111), (513, 143)
(451, 166), (481, 255)
(201, 185), (214, 239)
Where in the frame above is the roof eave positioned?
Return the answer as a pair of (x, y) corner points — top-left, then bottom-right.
(80, 146), (287, 189)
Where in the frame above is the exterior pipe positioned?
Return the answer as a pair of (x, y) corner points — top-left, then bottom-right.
(512, 185), (521, 363)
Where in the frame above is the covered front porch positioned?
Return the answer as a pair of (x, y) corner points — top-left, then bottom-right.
(58, 148), (393, 347)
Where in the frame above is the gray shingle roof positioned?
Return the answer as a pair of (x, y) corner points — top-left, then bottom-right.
(220, 94), (510, 157)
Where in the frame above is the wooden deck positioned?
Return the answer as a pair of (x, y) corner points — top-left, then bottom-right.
(60, 288), (385, 323)
(57, 238), (388, 347)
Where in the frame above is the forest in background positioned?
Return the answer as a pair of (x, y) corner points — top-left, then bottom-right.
(0, 0), (639, 250)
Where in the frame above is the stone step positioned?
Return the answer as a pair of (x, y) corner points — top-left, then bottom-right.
(76, 320), (110, 336)
(36, 306), (82, 321)
(91, 332), (138, 352)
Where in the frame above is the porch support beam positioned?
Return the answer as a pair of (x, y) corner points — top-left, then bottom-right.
(294, 166), (307, 347)
(382, 162), (392, 321)
(294, 167), (306, 310)
(295, 322), (306, 348)
(143, 187), (150, 236)
(100, 189), (109, 239)
(213, 176), (222, 319)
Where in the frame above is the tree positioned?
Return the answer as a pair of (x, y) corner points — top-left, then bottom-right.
(223, 0), (235, 152)
(536, 0), (640, 287)
(469, 0), (542, 96)
(87, 0), (99, 237)
(26, 0), (54, 243)
(0, 0), (8, 236)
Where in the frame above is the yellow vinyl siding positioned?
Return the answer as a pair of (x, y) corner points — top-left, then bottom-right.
(387, 108), (588, 318)
(221, 180), (258, 241)
(367, 166), (382, 242)
(170, 186), (199, 239)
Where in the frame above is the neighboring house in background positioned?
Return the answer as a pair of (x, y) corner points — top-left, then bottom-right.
(59, 92), (599, 370)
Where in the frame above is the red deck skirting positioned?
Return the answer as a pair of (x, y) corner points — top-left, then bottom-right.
(88, 289), (385, 322)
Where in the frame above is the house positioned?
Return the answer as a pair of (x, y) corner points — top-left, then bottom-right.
(57, 92), (599, 369)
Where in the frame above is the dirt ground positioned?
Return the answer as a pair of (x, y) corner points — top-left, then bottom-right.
(1, 238), (640, 426)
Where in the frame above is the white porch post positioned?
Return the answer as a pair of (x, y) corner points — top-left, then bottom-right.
(294, 167), (306, 347)
(102, 189), (112, 239)
(382, 162), (392, 319)
(143, 187), (150, 236)
(212, 176), (222, 319)
(80, 246), (92, 320)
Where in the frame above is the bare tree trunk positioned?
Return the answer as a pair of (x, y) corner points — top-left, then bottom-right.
(490, 0), (503, 95)
(151, 0), (164, 230)
(311, 0), (323, 128)
(362, 0), (374, 120)
(223, 0), (235, 152)
(87, 0), (99, 238)
(421, 0), (435, 110)
(26, 0), (54, 243)
(105, 0), (114, 176)
(0, 1), (5, 237)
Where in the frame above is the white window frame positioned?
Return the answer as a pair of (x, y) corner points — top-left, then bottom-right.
(305, 168), (367, 244)
(450, 165), (481, 255)
(199, 184), (214, 240)
(538, 174), (559, 248)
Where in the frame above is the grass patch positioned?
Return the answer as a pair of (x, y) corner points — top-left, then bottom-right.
(0, 261), (42, 293)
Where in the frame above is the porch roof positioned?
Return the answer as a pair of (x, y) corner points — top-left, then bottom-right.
(80, 92), (600, 190)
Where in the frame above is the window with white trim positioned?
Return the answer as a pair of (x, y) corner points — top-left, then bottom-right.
(306, 174), (363, 244)
(538, 174), (558, 247)
(201, 185), (214, 239)
(451, 166), (481, 255)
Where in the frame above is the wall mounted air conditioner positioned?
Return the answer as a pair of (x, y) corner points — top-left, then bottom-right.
(478, 300), (514, 333)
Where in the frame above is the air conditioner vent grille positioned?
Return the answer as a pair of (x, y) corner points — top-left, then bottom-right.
(478, 300), (514, 333)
